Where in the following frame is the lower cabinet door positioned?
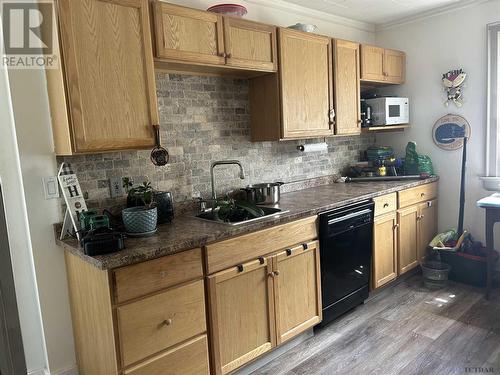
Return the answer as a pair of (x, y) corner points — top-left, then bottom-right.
(373, 212), (398, 289)
(273, 241), (322, 344)
(418, 199), (438, 262)
(123, 335), (210, 375)
(397, 205), (420, 275)
(208, 258), (276, 375)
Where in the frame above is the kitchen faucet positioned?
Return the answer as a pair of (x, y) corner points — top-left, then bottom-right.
(210, 160), (246, 200)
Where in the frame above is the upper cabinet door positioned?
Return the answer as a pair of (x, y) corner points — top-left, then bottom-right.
(223, 17), (277, 72)
(153, 2), (225, 65)
(384, 49), (406, 84)
(57, 0), (158, 153)
(279, 29), (334, 139)
(360, 45), (385, 82)
(333, 39), (361, 135)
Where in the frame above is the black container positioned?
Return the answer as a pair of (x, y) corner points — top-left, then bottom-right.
(438, 250), (487, 287)
(154, 191), (174, 224)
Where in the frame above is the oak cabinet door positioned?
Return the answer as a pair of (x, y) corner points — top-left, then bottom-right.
(57, 0), (158, 153)
(373, 212), (398, 289)
(384, 49), (406, 84)
(333, 39), (361, 135)
(360, 45), (385, 82)
(279, 29), (334, 139)
(418, 199), (438, 263)
(397, 205), (419, 275)
(273, 241), (322, 344)
(223, 18), (277, 72)
(208, 258), (276, 375)
(153, 2), (225, 65)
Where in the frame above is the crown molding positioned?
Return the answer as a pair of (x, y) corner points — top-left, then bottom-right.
(244, 0), (376, 33)
(376, 0), (493, 31)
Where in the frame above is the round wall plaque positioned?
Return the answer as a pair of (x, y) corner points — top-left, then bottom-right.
(432, 114), (471, 150)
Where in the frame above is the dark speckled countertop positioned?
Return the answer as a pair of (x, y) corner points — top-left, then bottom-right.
(56, 177), (438, 270)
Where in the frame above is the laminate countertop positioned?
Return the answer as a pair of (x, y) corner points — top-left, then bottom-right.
(56, 177), (438, 270)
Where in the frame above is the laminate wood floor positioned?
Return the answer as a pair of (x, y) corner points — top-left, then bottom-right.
(253, 275), (500, 375)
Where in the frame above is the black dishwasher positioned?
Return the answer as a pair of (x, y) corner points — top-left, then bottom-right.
(318, 200), (374, 326)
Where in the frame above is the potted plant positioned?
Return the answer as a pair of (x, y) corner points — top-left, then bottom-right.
(122, 182), (158, 234)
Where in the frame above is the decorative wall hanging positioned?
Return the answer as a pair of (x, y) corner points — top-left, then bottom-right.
(432, 114), (471, 150)
(58, 163), (88, 240)
(442, 69), (467, 107)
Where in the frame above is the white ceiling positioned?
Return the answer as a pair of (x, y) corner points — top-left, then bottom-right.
(280, 0), (470, 25)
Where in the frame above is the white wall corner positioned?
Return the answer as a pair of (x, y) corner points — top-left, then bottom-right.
(376, 0), (493, 31)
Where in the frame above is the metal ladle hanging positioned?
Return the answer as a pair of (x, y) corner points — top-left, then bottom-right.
(150, 125), (169, 167)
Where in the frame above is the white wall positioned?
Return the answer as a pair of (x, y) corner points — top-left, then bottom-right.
(3, 2), (375, 374)
(0, 50), (49, 375)
(375, 0), (500, 245)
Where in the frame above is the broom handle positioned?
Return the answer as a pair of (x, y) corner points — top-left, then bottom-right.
(457, 137), (467, 237)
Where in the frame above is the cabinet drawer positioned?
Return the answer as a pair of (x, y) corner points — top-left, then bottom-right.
(206, 216), (318, 274)
(113, 248), (203, 303)
(124, 335), (210, 375)
(398, 182), (438, 208)
(373, 193), (397, 216)
(117, 280), (206, 367)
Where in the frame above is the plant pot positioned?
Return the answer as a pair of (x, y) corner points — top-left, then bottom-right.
(122, 206), (157, 234)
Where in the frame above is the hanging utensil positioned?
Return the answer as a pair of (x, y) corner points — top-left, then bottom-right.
(150, 125), (169, 167)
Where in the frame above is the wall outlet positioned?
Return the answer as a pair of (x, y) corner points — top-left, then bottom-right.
(109, 177), (124, 198)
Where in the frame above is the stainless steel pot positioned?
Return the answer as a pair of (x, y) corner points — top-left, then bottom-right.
(241, 182), (284, 205)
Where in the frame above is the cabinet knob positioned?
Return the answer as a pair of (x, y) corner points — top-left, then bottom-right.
(421, 193), (425, 197)
(274, 270), (280, 276)
(218, 52), (227, 58)
(393, 223), (400, 230)
(383, 203), (389, 208)
(226, 53), (232, 59)
(161, 318), (172, 326)
(420, 214), (425, 219)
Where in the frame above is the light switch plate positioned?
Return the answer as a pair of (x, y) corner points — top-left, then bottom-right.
(43, 176), (60, 199)
(109, 176), (124, 198)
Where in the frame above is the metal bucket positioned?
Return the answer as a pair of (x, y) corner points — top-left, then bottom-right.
(421, 261), (451, 289)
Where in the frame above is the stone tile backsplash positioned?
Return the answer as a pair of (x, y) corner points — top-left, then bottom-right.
(57, 73), (375, 210)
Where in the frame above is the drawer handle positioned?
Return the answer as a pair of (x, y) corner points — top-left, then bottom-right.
(286, 249), (292, 256)
(237, 264), (244, 272)
(268, 271), (279, 278)
(302, 243), (308, 250)
(258, 257), (265, 265)
(421, 193), (426, 197)
(383, 203), (389, 208)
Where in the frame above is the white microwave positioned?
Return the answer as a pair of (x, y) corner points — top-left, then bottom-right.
(365, 97), (409, 126)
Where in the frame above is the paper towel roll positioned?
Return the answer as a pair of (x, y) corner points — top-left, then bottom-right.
(297, 142), (329, 153)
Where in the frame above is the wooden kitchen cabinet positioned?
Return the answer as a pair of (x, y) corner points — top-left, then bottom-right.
(250, 28), (334, 141)
(50, 0), (158, 154)
(373, 212), (398, 289)
(418, 199), (438, 263)
(64, 248), (209, 375)
(273, 242), (322, 344)
(333, 39), (361, 135)
(397, 205), (420, 275)
(152, 2), (277, 74)
(208, 258), (276, 375)
(384, 49), (406, 84)
(360, 45), (405, 84)
(223, 17), (278, 71)
(153, 2), (225, 65)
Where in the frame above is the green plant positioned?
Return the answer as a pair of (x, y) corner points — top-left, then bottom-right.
(127, 181), (155, 208)
(214, 198), (265, 223)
